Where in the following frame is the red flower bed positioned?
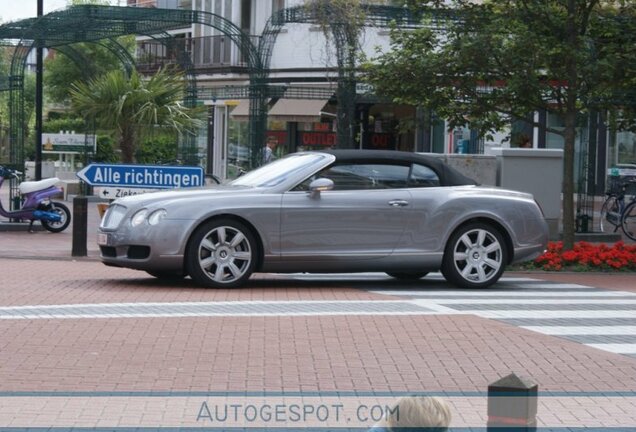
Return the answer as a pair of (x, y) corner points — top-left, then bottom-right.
(532, 241), (636, 271)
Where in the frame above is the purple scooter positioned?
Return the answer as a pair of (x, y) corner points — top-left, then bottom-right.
(0, 165), (71, 233)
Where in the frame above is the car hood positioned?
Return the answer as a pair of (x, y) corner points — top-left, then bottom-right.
(112, 185), (260, 208)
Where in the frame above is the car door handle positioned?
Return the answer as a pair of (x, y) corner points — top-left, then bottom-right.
(388, 200), (409, 207)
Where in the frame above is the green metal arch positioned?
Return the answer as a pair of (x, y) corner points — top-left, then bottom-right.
(0, 4), (265, 168)
(0, 3), (444, 170)
(99, 38), (136, 77)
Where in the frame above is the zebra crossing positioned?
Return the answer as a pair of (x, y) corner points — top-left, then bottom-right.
(2, 270), (634, 358)
(368, 273), (636, 358)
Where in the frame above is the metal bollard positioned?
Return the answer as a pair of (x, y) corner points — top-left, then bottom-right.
(72, 196), (88, 257)
(487, 373), (538, 432)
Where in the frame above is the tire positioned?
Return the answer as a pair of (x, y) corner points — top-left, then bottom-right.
(186, 219), (257, 288)
(41, 202), (71, 233)
(621, 201), (636, 241)
(386, 272), (428, 280)
(600, 196), (619, 233)
(146, 270), (186, 280)
(441, 222), (508, 289)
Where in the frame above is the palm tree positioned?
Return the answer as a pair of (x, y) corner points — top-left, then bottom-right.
(70, 67), (202, 163)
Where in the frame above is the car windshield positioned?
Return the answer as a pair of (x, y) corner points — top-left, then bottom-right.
(230, 153), (330, 188)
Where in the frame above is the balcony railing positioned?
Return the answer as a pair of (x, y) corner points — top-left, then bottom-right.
(135, 35), (259, 73)
(127, 0), (192, 9)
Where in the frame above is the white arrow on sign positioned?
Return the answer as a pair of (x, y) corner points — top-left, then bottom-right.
(95, 187), (159, 199)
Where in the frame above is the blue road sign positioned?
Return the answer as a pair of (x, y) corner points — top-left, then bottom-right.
(76, 164), (204, 189)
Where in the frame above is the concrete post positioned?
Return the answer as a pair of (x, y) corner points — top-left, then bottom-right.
(487, 372), (538, 432)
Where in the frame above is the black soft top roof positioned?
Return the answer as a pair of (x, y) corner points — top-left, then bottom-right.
(318, 149), (478, 186)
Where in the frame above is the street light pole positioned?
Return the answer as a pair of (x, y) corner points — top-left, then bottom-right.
(35, 0), (44, 180)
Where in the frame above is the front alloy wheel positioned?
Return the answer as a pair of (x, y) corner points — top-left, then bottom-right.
(441, 223), (507, 288)
(186, 219), (256, 288)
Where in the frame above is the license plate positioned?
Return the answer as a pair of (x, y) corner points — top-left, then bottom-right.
(97, 233), (109, 246)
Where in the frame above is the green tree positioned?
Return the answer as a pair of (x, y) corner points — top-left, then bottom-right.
(94, 135), (118, 163)
(42, 115), (87, 134)
(136, 133), (179, 164)
(364, 0), (636, 249)
(69, 67), (203, 163)
(44, 0), (134, 103)
(45, 37), (135, 103)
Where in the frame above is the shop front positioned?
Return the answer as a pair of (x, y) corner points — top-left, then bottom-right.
(222, 99), (430, 180)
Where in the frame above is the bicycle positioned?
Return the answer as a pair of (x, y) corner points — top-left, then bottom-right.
(599, 179), (636, 241)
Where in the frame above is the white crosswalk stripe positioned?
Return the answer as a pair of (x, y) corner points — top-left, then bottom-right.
(369, 290), (636, 297)
(586, 344), (636, 354)
(414, 299), (636, 305)
(453, 310), (636, 319)
(521, 326), (636, 335)
(370, 273), (636, 357)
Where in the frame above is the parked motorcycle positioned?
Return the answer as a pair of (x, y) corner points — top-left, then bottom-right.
(0, 165), (71, 233)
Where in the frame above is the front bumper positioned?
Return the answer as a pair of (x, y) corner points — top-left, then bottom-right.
(97, 219), (191, 272)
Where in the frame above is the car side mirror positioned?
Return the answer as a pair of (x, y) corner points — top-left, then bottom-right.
(308, 178), (334, 198)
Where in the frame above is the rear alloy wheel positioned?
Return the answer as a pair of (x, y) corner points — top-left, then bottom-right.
(186, 219), (256, 288)
(386, 272), (428, 280)
(441, 223), (507, 288)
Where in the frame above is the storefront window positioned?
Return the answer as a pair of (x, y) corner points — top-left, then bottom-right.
(546, 112), (565, 149)
(609, 130), (636, 167)
(227, 113), (250, 179)
(266, 120), (288, 159)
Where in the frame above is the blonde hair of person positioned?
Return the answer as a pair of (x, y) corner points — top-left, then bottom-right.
(381, 396), (452, 430)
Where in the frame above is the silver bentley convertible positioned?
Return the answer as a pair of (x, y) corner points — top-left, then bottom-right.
(98, 150), (548, 288)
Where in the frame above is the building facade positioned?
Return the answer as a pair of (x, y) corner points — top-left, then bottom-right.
(128, 0), (635, 191)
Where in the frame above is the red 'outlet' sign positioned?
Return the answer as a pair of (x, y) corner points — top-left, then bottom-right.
(299, 132), (337, 147)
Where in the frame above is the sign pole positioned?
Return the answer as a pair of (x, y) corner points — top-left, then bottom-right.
(71, 196), (88, 257)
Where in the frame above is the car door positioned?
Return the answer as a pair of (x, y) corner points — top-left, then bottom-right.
(397, 162), (445, 253)
(279, 162), (412, 261)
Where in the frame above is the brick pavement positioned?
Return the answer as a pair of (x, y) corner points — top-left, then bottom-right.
(0, 259), (388, 306)
(0, 198), (102, 260)
(1, 314), (635, 393)
(2, 196), (636, 428)
(0, 261), (635, 428)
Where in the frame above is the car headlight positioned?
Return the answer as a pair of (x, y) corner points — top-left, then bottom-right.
(147, 209), (167, 226)
(131, 209), (148, 227)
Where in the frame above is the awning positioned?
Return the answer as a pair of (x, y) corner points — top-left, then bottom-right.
(268, 99), (330, 123)
(228, 100), (250, 121)
(228, 98), (332, 123)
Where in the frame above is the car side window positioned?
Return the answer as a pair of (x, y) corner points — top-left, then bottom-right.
(409, 163), (440, 188)
(293, 163), (410, 191)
